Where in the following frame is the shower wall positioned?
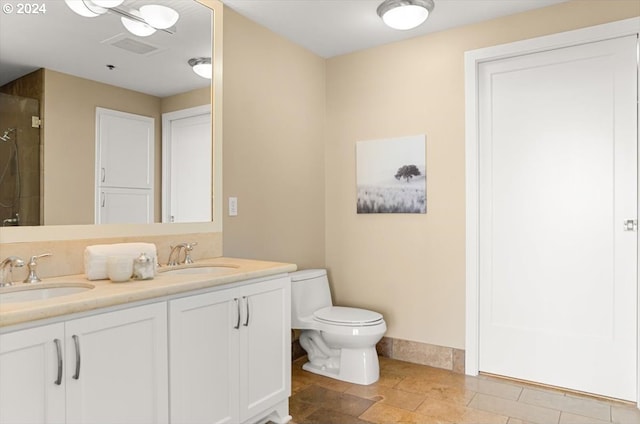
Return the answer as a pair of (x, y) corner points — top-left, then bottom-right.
(0, 92), (40, 226)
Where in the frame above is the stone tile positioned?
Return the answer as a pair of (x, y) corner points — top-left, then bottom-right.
(393, 339), (453, 370)
(292, 366), (353, 393)
(559, 412), (611, 424)
(289, 396), (321, 422)
(300, 407), (373, 424)
(359, 403), (453, 424)
(520, 388), (611, 421)
(507, 419), (535, 424)
(469, 393), (561, 424)
(397, 376), (476, 406)
(416, 397), (509, 424)
(452, 349), (465, 374)
(346, 384), (427, 411)
(464, 376), (523, 401)
(611, 403), (640, 424)
(291, 385), (375, 418)
(376, 336), (394, 358)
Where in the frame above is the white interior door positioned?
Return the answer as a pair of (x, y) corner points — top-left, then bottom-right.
(162, 105), (212, 223)
(478, 35), (637, 401)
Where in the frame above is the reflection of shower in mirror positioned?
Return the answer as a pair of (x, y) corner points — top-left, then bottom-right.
(0, 127), (21, 226)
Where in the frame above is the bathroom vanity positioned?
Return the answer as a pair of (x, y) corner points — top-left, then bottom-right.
(0, 257), (295, 424)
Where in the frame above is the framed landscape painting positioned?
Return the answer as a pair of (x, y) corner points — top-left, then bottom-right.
(356, 135), (426, 214)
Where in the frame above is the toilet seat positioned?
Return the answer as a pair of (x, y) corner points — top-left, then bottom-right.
(313, 306), (383, 327)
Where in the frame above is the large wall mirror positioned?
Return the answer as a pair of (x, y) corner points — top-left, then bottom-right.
(0, 0), (222, 240)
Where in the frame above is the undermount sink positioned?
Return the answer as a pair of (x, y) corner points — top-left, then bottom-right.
(159, 265), (238, 276)
(0, 283), (95, 304)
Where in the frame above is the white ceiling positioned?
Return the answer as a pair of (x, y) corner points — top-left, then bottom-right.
(222, 0), (570, 58)
(0, 0), (569, 97)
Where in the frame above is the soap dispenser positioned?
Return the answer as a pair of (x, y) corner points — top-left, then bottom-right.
(132, 252), (155, 280)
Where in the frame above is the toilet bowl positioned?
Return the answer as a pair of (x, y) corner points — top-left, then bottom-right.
(290, 269), (386, 385)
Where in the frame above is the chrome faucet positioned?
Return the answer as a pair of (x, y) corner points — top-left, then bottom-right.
(167, 242), (198, 266)
(23, 253), (52, 284)
(0, 256), (25, 287)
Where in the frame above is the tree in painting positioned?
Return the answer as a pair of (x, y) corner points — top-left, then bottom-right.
(394, 165), (421, 182)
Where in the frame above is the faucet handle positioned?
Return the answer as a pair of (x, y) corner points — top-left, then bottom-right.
(183, 242), (198, 264)
(23, 252), (52, 284)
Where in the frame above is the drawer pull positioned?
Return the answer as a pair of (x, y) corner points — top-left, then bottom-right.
(234, 298), (241, 329)
(72, 335), (81, 380)
(243, 296), (250, 327)
(54, 338), (62, 386)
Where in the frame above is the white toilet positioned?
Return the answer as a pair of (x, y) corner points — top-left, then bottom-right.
(290, 269), (386, 385)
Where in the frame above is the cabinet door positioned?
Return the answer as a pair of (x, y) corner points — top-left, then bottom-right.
(238, 277), (291, 422)
(97, 187), (153, 224)
(65, 303), (168, 424)
(169, 288), (240, 424)
(0, 323), (66, 424)
(97, 107), (154, 189)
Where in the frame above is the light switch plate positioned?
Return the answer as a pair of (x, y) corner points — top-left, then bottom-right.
(228, 197), (238, 216)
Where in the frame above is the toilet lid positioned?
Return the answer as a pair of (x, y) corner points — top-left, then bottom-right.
(313, 306), (383, 326)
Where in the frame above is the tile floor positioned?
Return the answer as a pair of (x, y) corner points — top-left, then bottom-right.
(289, 357), (640, 424)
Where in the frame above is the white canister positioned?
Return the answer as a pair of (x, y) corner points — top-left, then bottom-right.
(107, 256), (133, 282)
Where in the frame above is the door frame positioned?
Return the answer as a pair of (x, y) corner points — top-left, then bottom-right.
(464, 17), (640, 404)
(161, 104), (212, 223)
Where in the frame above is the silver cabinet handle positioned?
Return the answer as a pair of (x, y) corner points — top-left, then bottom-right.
(101, 167), (106, 183)
(234, 298), (240, 329)
(243, 296), (250, 327)
(72, 335), (81, 380)
(54, 338), (63, 386)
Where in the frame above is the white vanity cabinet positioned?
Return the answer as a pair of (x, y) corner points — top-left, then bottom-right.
(169, 275), (291, 424)
(0, 323), (66, 423)
(0, 272), (292, 424)
(0, 302), (168, 424)
(65, 302), (168, 424)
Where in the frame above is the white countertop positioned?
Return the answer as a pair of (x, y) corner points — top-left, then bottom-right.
(0, 257), (297, 328)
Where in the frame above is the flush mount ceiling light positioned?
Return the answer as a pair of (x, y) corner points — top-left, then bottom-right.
(188, 57), (212, 79)
(65, 1), (179, 36)
(64, 0), (106, 17)
(139, 5), (179, 29)
(121, 10), (156, 37)
(377, 0), (435, 30)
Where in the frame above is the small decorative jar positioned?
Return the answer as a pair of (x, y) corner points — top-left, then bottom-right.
(132, 252), (155, 280)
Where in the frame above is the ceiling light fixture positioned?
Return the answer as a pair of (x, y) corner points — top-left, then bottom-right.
(139, 5), (179, 29)
(64, 1), (179, 36)
(64, 0), (106, 17)
(188, 57), (212, 79)
(377, 0), (435, 31)
(121, 10), (157, 37)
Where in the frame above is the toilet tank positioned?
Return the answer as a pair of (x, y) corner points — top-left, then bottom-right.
(290, 269), (333, 328)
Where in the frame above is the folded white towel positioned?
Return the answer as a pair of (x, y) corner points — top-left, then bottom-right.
(84, 242), (157, 280)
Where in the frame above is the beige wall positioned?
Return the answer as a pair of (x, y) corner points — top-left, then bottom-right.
(43, 69), (162, 225)
(325, 1), (639, 350)
(161, 86), (211, 114)
(43, 72), (212, 226)
(222, 0), (639, 351)
(222, 9), (326, 269)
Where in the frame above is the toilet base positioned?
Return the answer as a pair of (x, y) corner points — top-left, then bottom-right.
(302, 346), (380, 385)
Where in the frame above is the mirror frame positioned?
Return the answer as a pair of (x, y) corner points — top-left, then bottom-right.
(0, 0), (223, 243)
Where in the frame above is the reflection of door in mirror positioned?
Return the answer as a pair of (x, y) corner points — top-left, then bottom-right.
(162, 105), (212, 223)
(96, 108), (154, 224)
(0, 93), (40, 227)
